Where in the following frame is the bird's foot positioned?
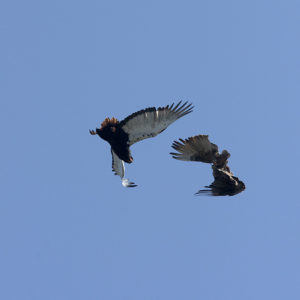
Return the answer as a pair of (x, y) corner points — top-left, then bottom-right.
(89, 129), (96, 135)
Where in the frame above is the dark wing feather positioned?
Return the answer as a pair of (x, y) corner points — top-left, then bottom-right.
(170, 135), (218, 163)
(195, 166), (245, 196)
(119, 101), (193, 145)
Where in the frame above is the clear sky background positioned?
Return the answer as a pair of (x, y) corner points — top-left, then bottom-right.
(1, 0), (299, 299)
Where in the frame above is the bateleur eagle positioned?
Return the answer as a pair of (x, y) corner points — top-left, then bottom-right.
(90, 101), (193, 187)
(170, 134), (245, 196)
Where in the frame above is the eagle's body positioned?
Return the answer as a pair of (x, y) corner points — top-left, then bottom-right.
(197, 165), (246, 196)
(170, 134), (245, 196)
(95, 118), (132, 163)
(90, 101), (193, 187)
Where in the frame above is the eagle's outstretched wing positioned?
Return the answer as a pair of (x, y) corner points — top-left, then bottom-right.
(195, 166), (245, 196)
(170, 135), (218, 163)
(171, 134), (245, 196)
(119, 101), (193, 146)
(111, 149), (137, 187)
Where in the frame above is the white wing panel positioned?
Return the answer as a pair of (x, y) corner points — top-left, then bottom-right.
(111, 149), (137, 187)
(120, 101), (193, 145)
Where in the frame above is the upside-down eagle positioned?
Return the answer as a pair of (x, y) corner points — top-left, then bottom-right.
(170, 134), (245, 196)
(90, 101), (193, 187)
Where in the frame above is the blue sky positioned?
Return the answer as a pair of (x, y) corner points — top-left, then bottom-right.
(1, 0), (299, 299)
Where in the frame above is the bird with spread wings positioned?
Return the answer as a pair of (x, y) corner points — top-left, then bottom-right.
(90, 101), (193, 187)
(170, 135), (245, 196)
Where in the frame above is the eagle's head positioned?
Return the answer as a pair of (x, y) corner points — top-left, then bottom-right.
(89, 117), (133, 163)
(89, 117), (120, 142)
(221, 150), (231, 160)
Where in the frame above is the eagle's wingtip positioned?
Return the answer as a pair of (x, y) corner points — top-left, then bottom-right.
(122, 178), (137, 188)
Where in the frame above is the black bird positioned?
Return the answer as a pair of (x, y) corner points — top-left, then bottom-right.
(170, 134), (245, 196)
(90, 101), (193, 187)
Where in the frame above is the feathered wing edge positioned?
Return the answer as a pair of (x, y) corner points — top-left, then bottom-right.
(119, 101), (194, 127)
(170, 135), (218, 163)
(119, 101), (194, 145)
(194, 189), (214, 196)
(163, 100), (194, 118)
(111, 149), (137, 188)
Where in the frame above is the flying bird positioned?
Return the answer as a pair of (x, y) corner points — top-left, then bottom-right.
(170, 135), (245, 196)
(90, 101), (193, 187)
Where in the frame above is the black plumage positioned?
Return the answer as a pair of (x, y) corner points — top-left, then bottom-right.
(170, 134), (245, 196)
(90, 101), (193, 187)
